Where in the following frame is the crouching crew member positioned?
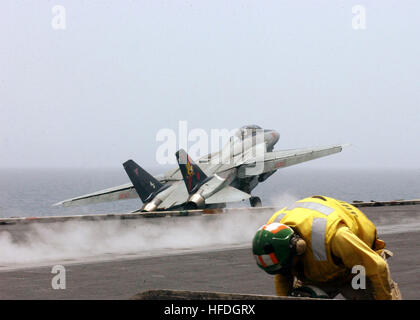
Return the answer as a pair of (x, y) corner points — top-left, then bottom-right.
(252, 195), (401, 300)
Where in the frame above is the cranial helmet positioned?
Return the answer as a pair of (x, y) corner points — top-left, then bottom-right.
(252, 223), (306, 275)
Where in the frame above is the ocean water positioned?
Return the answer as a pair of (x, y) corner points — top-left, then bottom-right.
(0, 167), (419, 218)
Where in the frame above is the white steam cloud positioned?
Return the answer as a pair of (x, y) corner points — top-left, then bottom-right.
(2, 192), (416, 270)
(0, 209), (274, 267)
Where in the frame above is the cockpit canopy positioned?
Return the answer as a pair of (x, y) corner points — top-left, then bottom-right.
(234, 125), (262, 140)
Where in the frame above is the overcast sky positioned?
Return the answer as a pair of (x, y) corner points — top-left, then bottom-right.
(0, 1), (419, 169)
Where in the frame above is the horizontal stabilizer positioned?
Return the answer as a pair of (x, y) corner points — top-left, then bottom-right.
(52, 183), (138, 207)
(205, 186), (251, 204)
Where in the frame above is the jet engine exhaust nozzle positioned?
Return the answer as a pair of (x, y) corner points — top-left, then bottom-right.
(142, 198), (163, 212)
(186, 193), (205, 210)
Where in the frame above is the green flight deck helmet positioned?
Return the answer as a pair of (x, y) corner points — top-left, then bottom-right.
(252, 223), (296, 275)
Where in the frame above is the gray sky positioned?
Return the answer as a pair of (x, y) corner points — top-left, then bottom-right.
(0, 1), (419, 169)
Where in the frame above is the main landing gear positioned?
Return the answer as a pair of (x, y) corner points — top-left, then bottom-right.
(249, 196), (262, 208)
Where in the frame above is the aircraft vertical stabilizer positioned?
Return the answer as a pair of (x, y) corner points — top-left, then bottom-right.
(123, 160), (163, 202)
(175, 149), (207, 195)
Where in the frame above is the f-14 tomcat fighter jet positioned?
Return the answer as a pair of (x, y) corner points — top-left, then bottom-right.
(54, 125), (345, 211)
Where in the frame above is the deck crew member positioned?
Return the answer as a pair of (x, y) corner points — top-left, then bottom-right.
(252, 195), (401, 300)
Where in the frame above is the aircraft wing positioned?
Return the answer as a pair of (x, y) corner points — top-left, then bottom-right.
(238, 144), (345, 178)
(52, 183), (138, 207)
